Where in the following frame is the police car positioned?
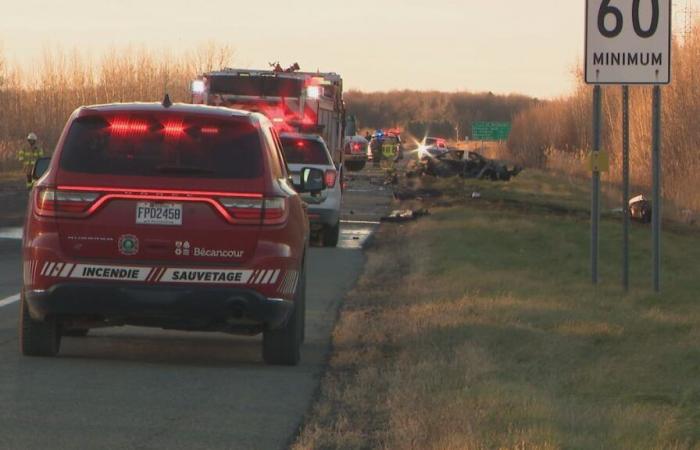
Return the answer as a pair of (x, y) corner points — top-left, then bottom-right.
(21, 99), (325, 365)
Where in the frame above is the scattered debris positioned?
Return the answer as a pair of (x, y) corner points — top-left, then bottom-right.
(380, 209), (431, 223)
(393, 188), (442, 201)
(629, 194), (652, 223)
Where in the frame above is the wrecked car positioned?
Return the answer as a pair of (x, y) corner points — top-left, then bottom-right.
(408, 151), (522, 181)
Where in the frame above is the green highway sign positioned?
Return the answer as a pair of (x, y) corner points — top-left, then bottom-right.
(471, 122), (511, 141)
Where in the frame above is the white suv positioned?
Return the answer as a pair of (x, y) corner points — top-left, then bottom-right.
(280, 132), (342, 247)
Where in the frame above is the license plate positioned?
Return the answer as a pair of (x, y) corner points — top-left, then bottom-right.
(136, 202), (183, 226)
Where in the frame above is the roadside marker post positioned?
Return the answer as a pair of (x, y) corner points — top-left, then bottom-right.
(585, 0), (671, 291)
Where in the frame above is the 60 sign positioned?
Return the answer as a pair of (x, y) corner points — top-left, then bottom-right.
(598, 0), (659, 38)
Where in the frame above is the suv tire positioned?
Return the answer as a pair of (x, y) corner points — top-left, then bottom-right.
(20, 296), (61, 357)
(323, 222), (340, 247)
(263, 269), (304, 365)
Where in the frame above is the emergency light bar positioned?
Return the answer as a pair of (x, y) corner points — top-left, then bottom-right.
(192, 80), (206, 94)
(306, 86), (321, 99)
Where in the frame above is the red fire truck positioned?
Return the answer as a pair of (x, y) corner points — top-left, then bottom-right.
(191, 68), (345, 163)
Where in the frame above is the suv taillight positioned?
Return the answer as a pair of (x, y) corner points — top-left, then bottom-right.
(218, 197), (288, 225)
(35, 188), (101, 217)
(324, 170), (337, 188)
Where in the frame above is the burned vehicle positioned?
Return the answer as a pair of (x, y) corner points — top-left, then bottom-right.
(408, 151), (522, 182)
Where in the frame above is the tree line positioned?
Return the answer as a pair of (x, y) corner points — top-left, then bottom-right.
(345, 90), (539, 140)
(0, 43), (234, 170)
(506, 25), (700, 216)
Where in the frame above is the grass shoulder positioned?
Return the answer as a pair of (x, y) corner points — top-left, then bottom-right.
(293, 170), (700, 449)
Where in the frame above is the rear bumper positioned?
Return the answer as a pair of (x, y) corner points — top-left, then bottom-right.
(343, 154), (367, 162)
(24, 283), (294, 333)
(307, 207), (340, 228)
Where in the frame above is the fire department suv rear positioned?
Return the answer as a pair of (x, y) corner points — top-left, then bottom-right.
(21, 101), (322, 365)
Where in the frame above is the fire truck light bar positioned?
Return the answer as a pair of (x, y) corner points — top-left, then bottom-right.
(192, 80), (206, 94)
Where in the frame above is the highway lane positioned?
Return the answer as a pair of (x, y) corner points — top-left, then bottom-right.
(0, 167), (391, 450)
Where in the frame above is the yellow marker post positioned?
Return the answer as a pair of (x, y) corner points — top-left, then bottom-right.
(587, 150), (609, 173)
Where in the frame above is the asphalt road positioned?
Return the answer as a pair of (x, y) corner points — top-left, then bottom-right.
(0, 166), (391, 450)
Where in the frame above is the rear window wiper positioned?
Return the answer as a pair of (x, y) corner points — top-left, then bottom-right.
(155, 165), (216, 175)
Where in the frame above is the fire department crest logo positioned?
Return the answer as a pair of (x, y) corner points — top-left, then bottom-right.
(118, 235), (139, 256)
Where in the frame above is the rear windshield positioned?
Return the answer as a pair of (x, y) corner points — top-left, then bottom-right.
(59, 114), (263, 179)
(280, 137), (331, 165)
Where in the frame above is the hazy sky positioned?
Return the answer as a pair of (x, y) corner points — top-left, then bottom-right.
(1, 0), (697, 98)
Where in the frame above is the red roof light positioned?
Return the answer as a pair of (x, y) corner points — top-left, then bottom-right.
(163, 120), (185, 138)
(200, 126), (219, 135)
(109, 118), (149, 136)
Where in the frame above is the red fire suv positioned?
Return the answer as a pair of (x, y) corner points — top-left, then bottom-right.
(21, 100), (325, 365)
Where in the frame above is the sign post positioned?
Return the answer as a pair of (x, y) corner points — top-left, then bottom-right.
(622, 85), (630, 292)
(652, 85), (662, 292)
(585, 0), (671, 291)
(591, 86), (602, 285)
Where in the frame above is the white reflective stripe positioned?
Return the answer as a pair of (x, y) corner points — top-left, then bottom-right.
(267, 269), (280, 285)
(258, 270), (269, 284)
(247, 271), (258, 284)
(280, 270), (298, 295)
(289, 271), (299, 295)
(277, 272), (286, 293)
(59, 263), (74, 277)
(42, 262), (53, 276)
(250, 270), (261, 284)
(155, 267), (167, 282)
(50, 263), (64, 277)
(279, 272), (290, 294)
(254, 270), (266, 284)
(146, 267), (159, 282)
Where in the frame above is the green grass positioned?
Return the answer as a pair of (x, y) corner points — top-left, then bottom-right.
(294, 171), (700, 450)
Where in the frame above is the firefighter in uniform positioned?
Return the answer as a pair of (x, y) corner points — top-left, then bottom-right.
(19, 133), (44, 188)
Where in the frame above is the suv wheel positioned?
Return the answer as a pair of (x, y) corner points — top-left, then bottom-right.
(263, 269), (305, 365)
(20, 296), (61, 357)
(323, 222), (340, 247)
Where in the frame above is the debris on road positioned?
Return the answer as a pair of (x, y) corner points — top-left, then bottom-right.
(380, 209), (430, 223)
(629, 194), (652, 223)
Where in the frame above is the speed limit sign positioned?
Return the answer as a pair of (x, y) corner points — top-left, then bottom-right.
(586, 0), (671, 84)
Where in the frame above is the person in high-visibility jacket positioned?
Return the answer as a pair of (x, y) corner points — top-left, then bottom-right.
(19, 132), (44, 188)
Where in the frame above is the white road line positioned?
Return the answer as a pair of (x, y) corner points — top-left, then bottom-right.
(0, 294), (20, 308)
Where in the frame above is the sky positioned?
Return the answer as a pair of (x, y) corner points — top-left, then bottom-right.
(0, 0), (697, 98)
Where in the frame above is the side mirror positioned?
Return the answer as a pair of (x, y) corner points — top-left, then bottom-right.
(32, 157), (51, 181)
(297, 167), (325, 193)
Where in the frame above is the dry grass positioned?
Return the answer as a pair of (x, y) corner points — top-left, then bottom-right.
(0, 42), (234, 161)
(293, 172), (700, 450)
(507, 25), (700, 216)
